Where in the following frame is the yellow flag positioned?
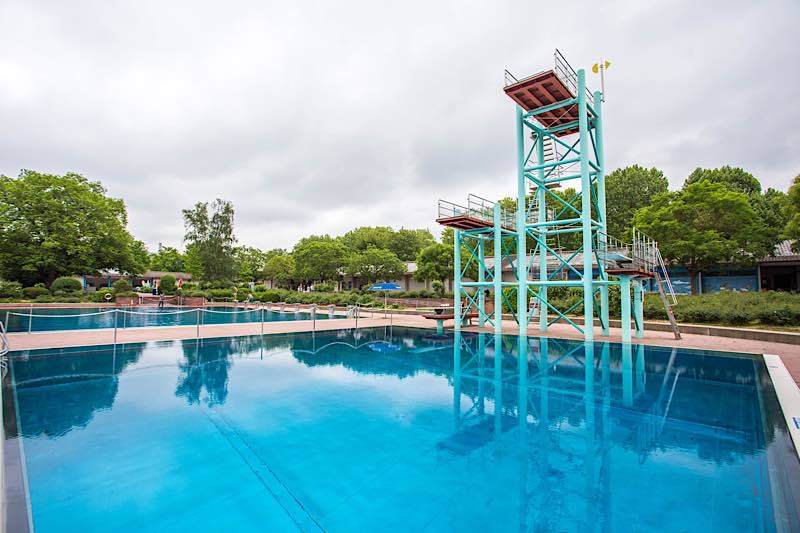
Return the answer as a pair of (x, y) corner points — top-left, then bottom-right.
(592, 60), (611, 74)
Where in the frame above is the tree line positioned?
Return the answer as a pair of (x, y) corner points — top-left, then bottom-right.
(1, 167), (799, 295)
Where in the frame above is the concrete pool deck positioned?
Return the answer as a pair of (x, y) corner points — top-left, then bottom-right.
(6, 313), (800, 384)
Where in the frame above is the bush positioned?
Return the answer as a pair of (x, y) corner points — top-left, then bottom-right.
(314, 281), (335, 292)
(51, 276), (83, 293)
(0, 280), (23, 299)
(183, 290), (208, 298)
(431, 280), (444, 297)
(181, 282), (199, 291)
(23, 284), (49, 299)
(206, 288), (235, 300)
(159, 275), (177, 295)
(92, 288), (115, 302)
(200, 280), (234, 290)
(112, 279), (132, 294)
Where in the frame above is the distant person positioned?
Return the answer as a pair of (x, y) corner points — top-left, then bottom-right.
(158, 294), (165, 309)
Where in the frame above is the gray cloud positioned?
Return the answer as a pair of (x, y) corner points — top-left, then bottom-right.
(1, 0), (797, 251)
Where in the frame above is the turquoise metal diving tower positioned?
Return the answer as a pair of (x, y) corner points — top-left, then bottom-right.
(437, 50), (679, 342)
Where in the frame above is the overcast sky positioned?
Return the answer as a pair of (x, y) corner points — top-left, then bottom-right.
(1, 0), (798, 251)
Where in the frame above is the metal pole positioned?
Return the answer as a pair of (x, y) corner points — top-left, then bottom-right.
(478, 238), (485, 327)
(577, 69), (594, 341)
(113, 309), (118, 345)
(355, 304), (359, 330)
(4, 310), (8, 332)
(312, 305), (316, 331)
(454, 229), (462, 331)
(196, 308), (200, 339)
(515, 105), (528, 336)
(537, 132), (548, 332)
(28, 303), (33, 333)
(261, 306), (264, 335)
(594, 90), (609, 336)
(493, 203), (503, 335)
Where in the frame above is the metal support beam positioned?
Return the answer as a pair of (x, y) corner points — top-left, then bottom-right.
(478, 238), (486, 327)
(633, 279), (645, 339)
(620, 275), (632, 343)
(494, 203), (503, 335)
(594, 90), (609, 336)
(454, 229), (462, 331)
(516, 105), (528, 335)
(578, 69), (594, 341)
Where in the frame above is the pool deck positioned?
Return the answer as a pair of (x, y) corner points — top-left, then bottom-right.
(6, 313), (800, 384)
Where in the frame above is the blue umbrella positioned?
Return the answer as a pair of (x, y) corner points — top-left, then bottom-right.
(367, 282), (403, 317)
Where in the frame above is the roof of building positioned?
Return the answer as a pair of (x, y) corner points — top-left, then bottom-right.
(760, 240), (800, 264)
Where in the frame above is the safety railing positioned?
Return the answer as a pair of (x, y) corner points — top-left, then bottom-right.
(0, 320), (9, 357)
(632, 228), (677, 305)
(553, 48), (593, 102)
(596, 232), (633, 269)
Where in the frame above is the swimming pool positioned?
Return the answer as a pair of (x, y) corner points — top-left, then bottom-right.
(4, 327), (799, 532)
(0, 305), (339, 333)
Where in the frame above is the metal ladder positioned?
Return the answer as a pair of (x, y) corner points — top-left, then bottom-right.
(653, 248), (681, 340)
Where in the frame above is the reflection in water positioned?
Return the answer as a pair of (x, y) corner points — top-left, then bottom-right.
(8, 326), (799, 532)
(10, 344), (145, 438)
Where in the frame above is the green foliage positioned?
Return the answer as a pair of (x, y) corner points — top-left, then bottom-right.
(389, 229), (435, 261)
(634, 181), (771, 294)
(264, 252), (295, 288)
(0, 280), (23, 299)
(314, 281), (335, 292)
(51, 276), (83, 293)
(431, 280), (444, 297)
(95, 288), (114, 302)
(750, 188), (788, 239)
(22, 285), (49, 299)
(786, 175), (800, 251)
(414, 243), (452, 282)
(339, 227), (434, 261)
(644, 291), (800, 327)
(0, 170), (144, 285)
(605, 165), (668, 239)
(684, 166), (761, 195)
(150, 246), (186, 272)
(234, 246), (269, 281)
(159, 274), (177, 294)
(293, 235), (349, 282)
(346, 247), (406, 285)
(182, 199), (237, 281)
(112, 279), (132, 294)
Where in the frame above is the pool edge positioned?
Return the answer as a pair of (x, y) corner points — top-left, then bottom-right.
(764, 354), (800, 459)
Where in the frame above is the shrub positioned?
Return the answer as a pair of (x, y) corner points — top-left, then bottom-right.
(51, 276), (83, 293)
(159, 275), (177, 295)
(206, 288), (234, 300)
(431, 280), (444, 297)
(92, 288), (115, 302)
(181, 282), (199, 291)
(183, 290), (208, 298)
(112, 279), (132, 294)
(0, 280), (23, 299)
(23, 284), (50, 299)
(314, 281), (335, 292)
(200, 280), (234, 290)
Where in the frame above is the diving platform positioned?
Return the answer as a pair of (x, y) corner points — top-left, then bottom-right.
(436, 195), (515, 231)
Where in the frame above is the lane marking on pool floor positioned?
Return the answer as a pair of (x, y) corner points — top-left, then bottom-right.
(201, 407), (325, 532)
(763, 354), (800, 459)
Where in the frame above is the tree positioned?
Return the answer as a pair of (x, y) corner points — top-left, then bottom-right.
(346, 247), (406, 285)
(183, 243), (205, 279)
(339, 227), (394, 252)
(182, 199), (237, 281)
(414, 243), (453, 283)
(159, 274), (177, 294)
(786, 175), (800, 251)
(389, 229), (435, 261)
(150, 245), (186, 272)
(634, 180), (771, 294)
(750, 187), (788, 239)
(234, 246), (268, 281)
(293, 235), (350, 282)
(605, 165), (669, 238)
(0, 170), (144, 285)
(684, 166), (761, 195)
(264, 252), (295, 288)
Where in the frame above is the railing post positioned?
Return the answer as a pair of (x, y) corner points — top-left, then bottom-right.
(311, 304), (316, 331)
(196, 308), (200, 339)
(355, 304), (359, 330)
(4, 311), (9, 332)
(261, 305), (264, 336)
(28, 303), (33, 333)
(113, 309), (118, 345)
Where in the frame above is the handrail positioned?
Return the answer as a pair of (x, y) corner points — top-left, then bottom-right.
(0, 320), (8, 357)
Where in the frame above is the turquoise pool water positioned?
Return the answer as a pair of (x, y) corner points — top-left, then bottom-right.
(0, 305), (337, 332)
(4, 327), (799, 532)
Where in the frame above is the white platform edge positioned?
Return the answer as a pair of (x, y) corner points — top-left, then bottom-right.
(763, 354), (800, 460)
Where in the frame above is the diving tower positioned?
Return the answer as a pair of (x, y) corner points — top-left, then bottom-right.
(437, 50), (679, 342)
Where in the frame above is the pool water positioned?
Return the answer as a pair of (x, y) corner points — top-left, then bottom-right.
(0, 305), (338, 332)
(4, 327), (799, 532)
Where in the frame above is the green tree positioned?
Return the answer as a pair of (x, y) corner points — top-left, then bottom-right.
(414, 243), (453, 283)
(182, 199), (236, 281)
(339, 226), (394, 252)
(293, 235), (349, 283)
(159, 274), (177, 294)
(684, 166), (761, 195)
(234, 246), (268, 281)
(150, 245), (186, 272)
(634, 180), (771, 294)
(346, 247), (406, 285)
(183, 243), (205, 279)
(750, 187), (788, 239)
(264, 252), (296, 289)
(0, 170), (144, 285)
(389, 229), (435, 261)
(786, 175), (800, 251)
(605, 165), (669, 238)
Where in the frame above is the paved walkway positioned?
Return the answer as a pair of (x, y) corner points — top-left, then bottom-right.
(7, 313), (800, 384)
